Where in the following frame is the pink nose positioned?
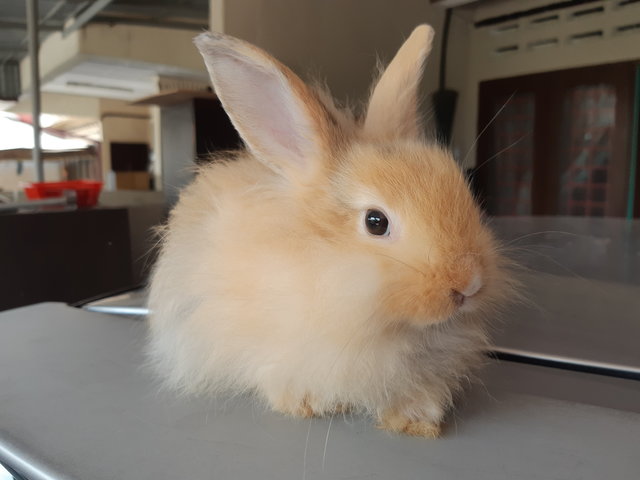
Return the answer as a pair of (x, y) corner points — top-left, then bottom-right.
(461, 272), (483, 297)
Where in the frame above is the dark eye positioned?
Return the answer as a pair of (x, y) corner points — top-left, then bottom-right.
(365, 209), (389, 236)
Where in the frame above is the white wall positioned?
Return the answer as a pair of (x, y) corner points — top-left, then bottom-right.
(469, 0), (640, 80)
(222, 0), (444, 103)
(0, 160), (63, 192)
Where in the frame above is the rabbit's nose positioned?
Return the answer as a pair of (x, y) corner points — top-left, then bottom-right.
(450, 273), (483, 307)
(461, 272), (483, 297)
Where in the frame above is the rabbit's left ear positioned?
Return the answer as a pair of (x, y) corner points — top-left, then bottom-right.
(363, 25), (434, 141)
(194, 32), (334, 181)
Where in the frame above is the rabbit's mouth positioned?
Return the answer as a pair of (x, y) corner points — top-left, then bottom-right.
(379, 250), (493, 324)
(379, 286), (478, 327)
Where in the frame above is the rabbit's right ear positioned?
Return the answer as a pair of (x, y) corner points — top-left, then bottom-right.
(195, 32), (334, 181)
(363, 25), (434, 141)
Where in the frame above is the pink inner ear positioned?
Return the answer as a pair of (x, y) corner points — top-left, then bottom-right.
(212, 54), (316, 172)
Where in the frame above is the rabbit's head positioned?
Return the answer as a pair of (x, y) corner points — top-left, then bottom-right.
(194, 25), (508, 327)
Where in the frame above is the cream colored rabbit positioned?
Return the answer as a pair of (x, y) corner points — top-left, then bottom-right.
(147, 25), (511, 438)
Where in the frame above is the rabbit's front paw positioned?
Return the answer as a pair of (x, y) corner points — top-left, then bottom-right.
(377, 398), (445, 438)
(377, 410), (442, 438)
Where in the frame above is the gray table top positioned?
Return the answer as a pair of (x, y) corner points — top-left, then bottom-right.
(489, 216), (640, 375)
(1, 303), (639, 480)
(491, 270), (640, 374)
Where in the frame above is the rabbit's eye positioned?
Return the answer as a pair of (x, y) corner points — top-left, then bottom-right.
(365, 209), (390, 236)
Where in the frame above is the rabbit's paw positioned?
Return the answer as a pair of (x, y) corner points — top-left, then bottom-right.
(377, 410), (442, 438)
(272, 393), (318, 418)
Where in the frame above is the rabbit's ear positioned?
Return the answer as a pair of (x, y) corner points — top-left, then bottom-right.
(363, 25), (434, 141)
(195, 32), (333, 180)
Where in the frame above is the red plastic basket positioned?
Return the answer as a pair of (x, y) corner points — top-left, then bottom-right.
(24, 180), (103, 207)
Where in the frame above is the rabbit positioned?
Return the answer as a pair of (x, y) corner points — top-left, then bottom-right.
(147, 24), (512, 438)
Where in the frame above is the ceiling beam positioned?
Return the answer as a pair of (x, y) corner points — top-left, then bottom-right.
(0, 18), (63, 31)
(91, 3), (209, 21)
(91, 15), (207, 30)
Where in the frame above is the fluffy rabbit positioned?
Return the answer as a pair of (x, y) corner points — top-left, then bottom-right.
(147, 24), (510, 438)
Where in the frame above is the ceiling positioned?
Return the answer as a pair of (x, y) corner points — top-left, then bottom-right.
(0, 0), (209, 100)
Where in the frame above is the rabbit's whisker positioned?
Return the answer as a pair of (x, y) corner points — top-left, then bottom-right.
(502, 230), (583, 247)
(474, 132), (530, 172)
(463, 90), (516, 166)
(322, 414), (334, 471)
(374, 252), (428, 277)
(302, 417), (312, 480)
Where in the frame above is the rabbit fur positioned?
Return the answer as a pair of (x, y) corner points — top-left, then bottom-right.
(147, 25), (511, 438)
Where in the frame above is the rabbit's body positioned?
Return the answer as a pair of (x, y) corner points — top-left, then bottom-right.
(148, 25), (509, 438)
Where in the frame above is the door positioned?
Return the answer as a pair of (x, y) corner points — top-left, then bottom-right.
(476, 61), (638, 217)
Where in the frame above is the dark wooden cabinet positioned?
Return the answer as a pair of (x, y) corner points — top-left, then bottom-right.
(0, 205), (165, 311)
